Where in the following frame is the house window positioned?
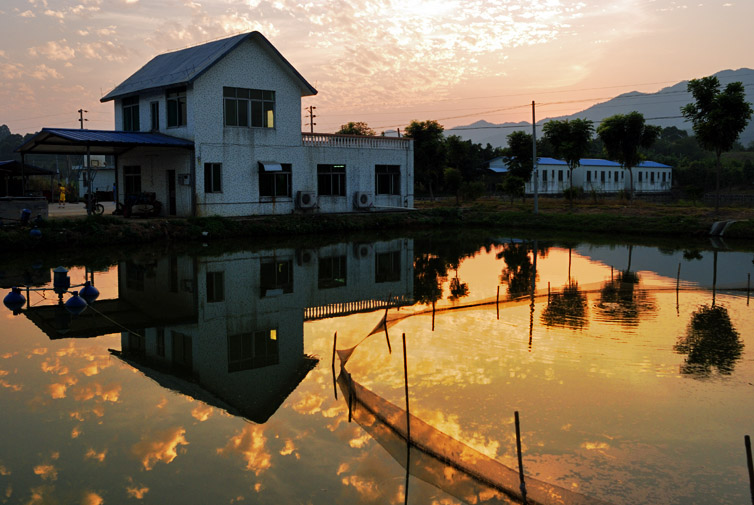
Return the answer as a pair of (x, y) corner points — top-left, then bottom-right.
(621, 171), (624, 180)
(662, 172), (666, 183)
(318, 255), (347, 289)
(125, 261), (145, 291)
(638, 171), (643, 183)
(156, 328), (165, 357)
(586, 171), (591, 182)
(204, 163), (222, 193)
(123, 165), (141, 196)
(601, 171), (605, 183)
(375, 165), (400, 195)
(122, 96), (140, 131)
(171, 331), (192, 372)
(615, 171), (619, 181)
(376, 251), (401, 283)
(542, 170), (548, 182)
(318, 164), (346, 196)
(651, 172), (655, 184)
(223, 87), (274, 128)
(259, 163), (292, 198)
(167, 87), (187, 127)
(127, 331), (146, 357)
(206, 271), (224, 303)
(150, 101), (159, 131)
(260, 259), (293, 296)
(228, 329), (279, 372)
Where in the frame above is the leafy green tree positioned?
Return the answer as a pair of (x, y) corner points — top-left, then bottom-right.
(597, 112), (661, 198)
(405, 120), (446, 199)
(542, 118), (594, 193)
(443, 167), (462, 204)
(681, 76), (753, 211)
(502, 131), (535, 181)
(499, 175), (525, 204)
(336, 121), (376, 136)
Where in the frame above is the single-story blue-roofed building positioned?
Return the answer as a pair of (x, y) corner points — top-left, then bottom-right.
(487, 157), (672, 195)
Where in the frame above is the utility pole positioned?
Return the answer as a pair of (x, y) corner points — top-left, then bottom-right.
(304, 105), (316, 133)
(532, 101), (538, 215)
(78, 109), (88, 129)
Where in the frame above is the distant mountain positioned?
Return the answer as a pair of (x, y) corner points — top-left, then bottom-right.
(447, 68), (754, 148)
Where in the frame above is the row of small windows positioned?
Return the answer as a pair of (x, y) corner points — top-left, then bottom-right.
(537, 169), (672, 184)
(203, 252), (401, 304)
(203, 163), (401, 197)
(121, 85), (233, 131)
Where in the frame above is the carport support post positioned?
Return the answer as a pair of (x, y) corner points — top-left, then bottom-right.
(86, 145), (92, 216)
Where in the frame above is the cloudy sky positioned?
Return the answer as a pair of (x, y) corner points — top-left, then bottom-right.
(0, 0), (751, 136)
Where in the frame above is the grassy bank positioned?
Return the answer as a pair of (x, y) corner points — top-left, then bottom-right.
(1, 197), (752, 252)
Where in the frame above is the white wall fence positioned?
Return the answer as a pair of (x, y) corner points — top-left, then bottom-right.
(302, 133), (412, 151)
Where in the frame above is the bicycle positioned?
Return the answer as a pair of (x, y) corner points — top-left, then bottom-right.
(84, 193), (105, 216)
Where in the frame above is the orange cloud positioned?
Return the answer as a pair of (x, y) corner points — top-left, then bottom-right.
(126, 485), (149, 499)
(279, 439), (295, 456)
(84, 448), (107, 463)
(217, 425), (271, 476)
(132, 427), (189, 471)
(82, 491), (104, 505)
(33, 464), (57, 481)
(190, 403), (213, 422)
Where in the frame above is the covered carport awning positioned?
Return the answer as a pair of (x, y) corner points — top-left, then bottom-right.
(16, 128), (194, 156)
(0, 160), (54, 176)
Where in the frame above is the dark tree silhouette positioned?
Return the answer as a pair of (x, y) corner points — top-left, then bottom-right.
(541, 280), (589, 330)
(597, 270), (656, 326)
(674, 304), (743, 378)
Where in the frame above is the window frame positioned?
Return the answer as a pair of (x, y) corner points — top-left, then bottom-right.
(166, 87), (187, 128)
(259, 163), (292, 199)
(150, 101), (159, 131)
(318, 255), (347, 289)
(122, 96), (140, 132)
(223, 87), (275, 128)
(375, 165), (401, 195)
(317, 164), (346, 197)
(204, 162), (222, 194)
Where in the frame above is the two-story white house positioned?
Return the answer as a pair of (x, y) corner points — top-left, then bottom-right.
(19, 32), (414, 217)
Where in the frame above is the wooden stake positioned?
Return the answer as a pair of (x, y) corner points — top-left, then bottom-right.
(496, 286), (500, 320)
(748, 273), (751, 306)
(403, 333), (411, 443)
(331, 332), (338, 400)
(514, 411), (528, 504)
(746, 435), (754, 505)
(431, 301), (435, 331)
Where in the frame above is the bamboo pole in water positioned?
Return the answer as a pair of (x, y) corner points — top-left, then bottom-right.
(745, 435), (754, 505)
(403, 333), (411, 505)
(515, 411), (528, 505)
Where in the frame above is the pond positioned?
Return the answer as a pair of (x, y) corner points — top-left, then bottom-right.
(0, 233), (752, 505)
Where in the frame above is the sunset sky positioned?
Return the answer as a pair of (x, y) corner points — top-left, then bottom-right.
(0, 0), (751, 137)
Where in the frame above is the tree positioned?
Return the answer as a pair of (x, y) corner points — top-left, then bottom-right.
(336, 121), (376, 136)
(405, 120), (446, 199)
(597, 112), (661, 198)
(502, 131), (535, 181)
(443, 167), (462, 204)
(674, 304), (743, 377)
(542, 118), (594, 193)
(681, 76), (753, 211)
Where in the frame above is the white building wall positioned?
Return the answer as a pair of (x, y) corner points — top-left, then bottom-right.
(117, 148), (194, 216)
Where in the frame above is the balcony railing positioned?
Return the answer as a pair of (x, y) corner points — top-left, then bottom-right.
(302, 132), (412, 150)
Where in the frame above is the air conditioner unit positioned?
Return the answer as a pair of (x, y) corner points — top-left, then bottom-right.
(179, 174), (191, 185)
(296, 248), (315, 266)
(352, 243), (372, 259)
(354, 191), (374, 209)
(297, 191), (317, 209)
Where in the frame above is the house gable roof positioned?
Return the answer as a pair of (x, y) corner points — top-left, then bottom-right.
(101, 31), (317, 102)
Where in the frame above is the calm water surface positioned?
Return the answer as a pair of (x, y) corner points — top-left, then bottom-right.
(0, 235), (752, 504)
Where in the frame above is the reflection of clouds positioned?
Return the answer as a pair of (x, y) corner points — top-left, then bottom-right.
(217, 425), (272, 476)
(29, 348), (48, 357)
(132, 427), (189, 471)
(0, 464), (9, 475)
(190, 403), (213, 422)
(0, 379), (22, 391)
(291, 393), (324, 415)
(82, 491), (104, 505)
(126, 485), (149, 499)
(279, 439), (295, 456)
(85, 448), (107, 463)
(581, 441), (610, 451)
(41, 358), (69, 374)
(340, 475), (381, 501)
(418, 409), (499, 459)
(33, 464), (57, 480)
(156, 397), (167, 409)
(348, 433), (371, 449)
(71, 426), (82, 438)
(48, 375), (78, 399)
(72, 382), (121, 402)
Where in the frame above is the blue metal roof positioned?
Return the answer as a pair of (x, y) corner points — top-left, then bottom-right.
(579, 158), (622, 167)
(537, 157), (567, 165)
(16, 128), (194, 155)
(101, 32), (317, 102)
(637, 160), (672, 168)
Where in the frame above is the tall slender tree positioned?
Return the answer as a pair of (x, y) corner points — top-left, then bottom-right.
(542, 118), (594, 200)
(405, 120), (446, 199)
(597, 112), (661, 198)
(681, 76), (753, 212)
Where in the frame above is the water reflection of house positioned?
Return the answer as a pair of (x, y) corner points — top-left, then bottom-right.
(113, 239), (414, 423)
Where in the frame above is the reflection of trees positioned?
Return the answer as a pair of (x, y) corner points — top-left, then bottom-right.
(597, 270), (655, 326)
(674, 305), (743, 378)
(541, 280), (588, 329)
(499, 242), (536, 299)
(413, 253), (447, 305)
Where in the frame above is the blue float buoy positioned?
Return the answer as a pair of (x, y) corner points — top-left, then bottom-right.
(64, 291), (88, 315)
(29, 227), (42, 239)
(79, 281), (100, 304)
(3, 287), (26, 314)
